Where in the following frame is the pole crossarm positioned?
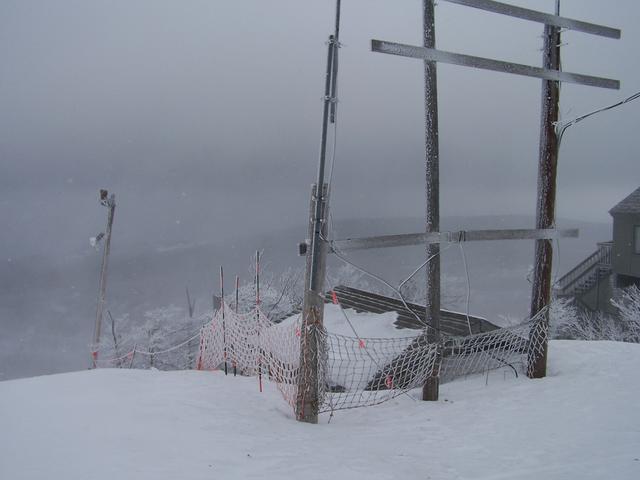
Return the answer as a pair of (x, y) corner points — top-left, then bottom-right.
(441, 0), (620, 39)
(330, 228), (578, 252)
(371, 40), (620, 90)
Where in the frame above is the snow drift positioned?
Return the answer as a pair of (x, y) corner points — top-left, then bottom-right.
(1, 341), (639, 480)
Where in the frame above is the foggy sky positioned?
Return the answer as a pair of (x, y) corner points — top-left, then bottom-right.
(1, 0), (639, 263)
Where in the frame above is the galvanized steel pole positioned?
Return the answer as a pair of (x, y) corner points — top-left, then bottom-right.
(296, 33), (337, 423)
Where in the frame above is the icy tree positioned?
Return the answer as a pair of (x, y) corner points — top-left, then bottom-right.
(611, 284), (640, 342)
(232, 264), (304, 322)
(549, 286), (640, 343)
(562, 310), (628, 342)
(549, 297), (580, 339)
(99, 305), (208, 370)
(326, 263), (372, 293)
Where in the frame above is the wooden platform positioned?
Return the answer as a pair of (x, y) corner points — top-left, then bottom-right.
(325, 285), (499, 336)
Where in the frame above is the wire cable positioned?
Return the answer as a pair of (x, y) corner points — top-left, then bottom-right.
(458, 243), (473, 335)
(328, 236), (448, 333)
(555, 90), (640, 149)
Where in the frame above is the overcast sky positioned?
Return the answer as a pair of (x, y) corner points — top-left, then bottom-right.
(1, 0), (638, 262)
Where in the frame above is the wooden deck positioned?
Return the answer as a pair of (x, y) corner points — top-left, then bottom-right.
(325, 285), (499, 336)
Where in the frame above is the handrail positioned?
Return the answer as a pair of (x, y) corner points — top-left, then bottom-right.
(597, 241), (613, 266)
(557, 241), (612, 292)
(557, 250), (600, 290)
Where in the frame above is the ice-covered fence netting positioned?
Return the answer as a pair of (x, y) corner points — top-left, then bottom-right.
(317, 329), (439, 412)
(196, 302), (548, 414)
(196, 304), (301, 404)
(196, 303), (440, 412)
(439, 308), (549, 381)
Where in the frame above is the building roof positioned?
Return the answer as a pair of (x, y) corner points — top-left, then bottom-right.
(610, 187), (640, 215)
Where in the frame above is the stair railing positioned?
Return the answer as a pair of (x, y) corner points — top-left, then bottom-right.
(556, 241), (612, 294)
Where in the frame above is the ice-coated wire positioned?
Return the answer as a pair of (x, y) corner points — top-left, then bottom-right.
(458, 242), (473, 335)
(328, 240), (432, 330)
(131, 331), (202, 356)
(96, 326), (203, 366)
(551, 90), (640, 289)
(555, 90), (640, 148)
(95, 349), (136, 365)
(398, 242), (454, 290)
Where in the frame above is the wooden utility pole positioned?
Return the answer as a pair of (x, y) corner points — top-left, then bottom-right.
(422, 0), (441, 401)
(367, 0), (616, 386)
(296, 183), (329, 423)
(528, 2), (561, 379)
(92, 189), (116, 368)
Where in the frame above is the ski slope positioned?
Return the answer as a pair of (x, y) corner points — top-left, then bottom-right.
(1, 341), (639, 480)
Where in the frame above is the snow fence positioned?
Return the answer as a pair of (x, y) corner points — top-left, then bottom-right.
(196, 302), (548, 415)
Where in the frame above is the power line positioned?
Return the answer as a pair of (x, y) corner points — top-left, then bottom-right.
(556, 90), (640, 148)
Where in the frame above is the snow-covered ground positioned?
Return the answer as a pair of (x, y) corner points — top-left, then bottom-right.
(1, 341), (639, 480)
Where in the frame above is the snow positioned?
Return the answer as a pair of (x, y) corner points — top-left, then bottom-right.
(2, 341), (640, 480)
(282, 303), (412, 339)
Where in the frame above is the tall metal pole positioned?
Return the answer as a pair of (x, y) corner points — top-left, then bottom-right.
(422, 0), (441, 401)
(329, 0), (341, 124)
(529, 1), (561, 379)
(296, 10), (341, 422)
(308, 35), (336, 292)
(92, 190), (116, 368)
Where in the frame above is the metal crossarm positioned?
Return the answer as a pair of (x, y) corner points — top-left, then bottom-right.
(371, 40), (620, 90)
(441, 0), (620, 39)
(330, 228), (579, 252)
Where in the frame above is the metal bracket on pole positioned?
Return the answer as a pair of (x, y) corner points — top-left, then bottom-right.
(329, 228), (578, 253)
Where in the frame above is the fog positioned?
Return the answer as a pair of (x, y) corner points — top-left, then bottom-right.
(1, 0), (638, 379)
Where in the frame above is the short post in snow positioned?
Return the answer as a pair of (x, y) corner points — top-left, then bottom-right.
(221, 266), (228, 375)
(256, 251), (263, 392)
(234, 274), (239, 376)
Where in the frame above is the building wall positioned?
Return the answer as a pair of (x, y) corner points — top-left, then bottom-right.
(611, 213), (640, 279)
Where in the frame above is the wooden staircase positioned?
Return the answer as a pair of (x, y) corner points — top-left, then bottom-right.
(555, 242), (613, 298)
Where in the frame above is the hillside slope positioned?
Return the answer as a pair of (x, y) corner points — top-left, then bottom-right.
(1, 340), (639, 480)
(0, 216), (610, 381)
